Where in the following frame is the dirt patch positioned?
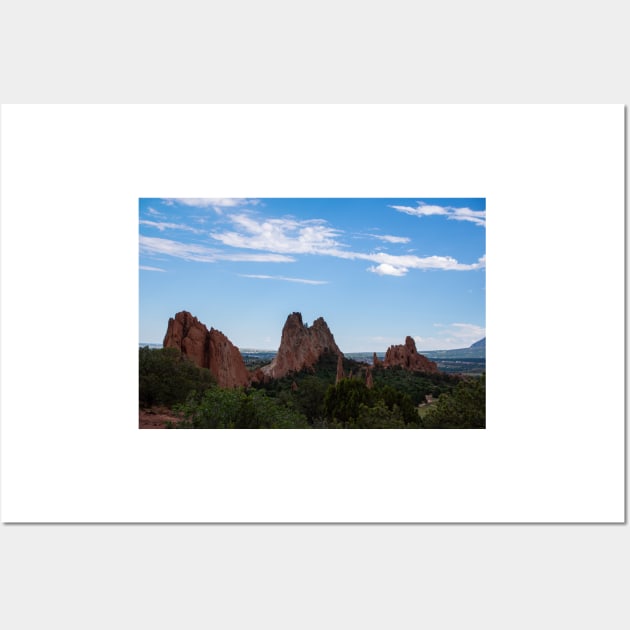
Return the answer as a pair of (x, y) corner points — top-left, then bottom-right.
(139, 407), (187, 429)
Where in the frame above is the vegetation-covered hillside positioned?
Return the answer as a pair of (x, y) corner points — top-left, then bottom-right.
(139, 347), (485, 429)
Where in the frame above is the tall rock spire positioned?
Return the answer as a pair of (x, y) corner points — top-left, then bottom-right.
(336, 354), (345, 384)
(163, 311), (250, 388)
(366, 366), (374, 389)
(261, 312), (343, 379)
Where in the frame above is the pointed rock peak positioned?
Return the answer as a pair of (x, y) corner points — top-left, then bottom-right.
(176, 310), (201, 323)
(405, 336), (417, 353)
(167, 310), (202, 332)
(286, 312), (304, 326)
(163, 311), (250, 388)
(262, 312), (343, 380)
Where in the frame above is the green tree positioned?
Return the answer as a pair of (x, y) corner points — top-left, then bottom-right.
(423, 374), (485, 429)
(293, 376), (328, 425)
(373, 385), (417, 425)
(354, 400), (406, 429)
(139, 346), (214, 407)
(324, 379), (374, 428)
(172, 387), (310, 429)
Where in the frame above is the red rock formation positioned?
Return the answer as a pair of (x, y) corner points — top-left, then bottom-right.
(373, 352), (382, 367)
(262, 312), (342, 379)
(250, 367), (266, 385)
(365, 366), (373, 389)
(207, 327), (251, 389)
(163, 311), (208, 367)
(382, 336), (439, 374)
(163, 311), (250, 388)
(335, 354), (344, 384)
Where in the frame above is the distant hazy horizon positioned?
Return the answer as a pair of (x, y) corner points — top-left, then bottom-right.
(137, 338), (486, 355)
(140, 198), (485, 352)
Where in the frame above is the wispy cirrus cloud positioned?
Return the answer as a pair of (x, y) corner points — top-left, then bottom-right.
(139, 220), (204, 234)
(140, 265), (166, 272)
(209, 213), (485, 276)
(390, 202), (486, 227)
(239, 274), (328, 285)
(368, 234), (411, 244)
(360, 252), (485, 276)
(139, 235), (294, 263)
(167, 198), (261, 213)
(211, 214), (344, 254)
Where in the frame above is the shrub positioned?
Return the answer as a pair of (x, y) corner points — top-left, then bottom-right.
(139, 346), (214, 407)
(172, 387), (310, 429)
(423, 374), (485, 429)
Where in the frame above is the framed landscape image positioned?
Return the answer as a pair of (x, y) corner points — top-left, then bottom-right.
(139, 197), (486, 429)
(2, 104), (623, 522)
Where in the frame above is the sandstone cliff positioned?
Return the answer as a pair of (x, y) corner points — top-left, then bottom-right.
(262, 312), (342, 379)
(382, 336), (439, 374)
(163, 311), (250, 388)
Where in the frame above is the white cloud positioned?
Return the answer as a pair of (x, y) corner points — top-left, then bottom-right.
(211, 214), (344, 254)
(448, 207), (486, 227)
(390, 202), (486, 227)
(369, 234), (411, 244)
(450, 322), (486, 340)
(140, 235), (219, 262)
(365, 252), (485, 271)
(224, 253), (295, 262)
(367, 263), (408, 276)
(139, 265), (166, 272)
(140, 220), (204, 234)
(390, 204), (449, 217)
(146, 207), (165, 217)
(208, 213), (485, 273)
(343, 250), (486, 272)
(412, 322), (486, 350)
(169, 198), (260, 211)
(139, 235), (294, 263)
(239, 274), (328, 285)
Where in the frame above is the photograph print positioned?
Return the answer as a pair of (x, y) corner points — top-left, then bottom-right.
(139, 198), (485, 429)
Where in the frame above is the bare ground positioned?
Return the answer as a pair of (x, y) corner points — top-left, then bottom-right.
(139, 406), (186, 429)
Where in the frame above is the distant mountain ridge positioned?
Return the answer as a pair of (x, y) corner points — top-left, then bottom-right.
(139, 337), (486, 357)
(422, 338), (485, 360)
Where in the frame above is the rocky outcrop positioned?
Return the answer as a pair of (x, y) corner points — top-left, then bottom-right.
(382, 336), (439, 374)
(163, 311), (250, 388)
(163, 311), (207, 367)
(336, 354), (344, 384)
(262, 312), (342, 379)
(373, 352), (382, 367)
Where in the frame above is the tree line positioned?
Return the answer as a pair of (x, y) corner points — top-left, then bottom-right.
(140, 347), (485, 429)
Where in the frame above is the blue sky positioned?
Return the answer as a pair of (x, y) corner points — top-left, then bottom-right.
(139, 198), (485, 352)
